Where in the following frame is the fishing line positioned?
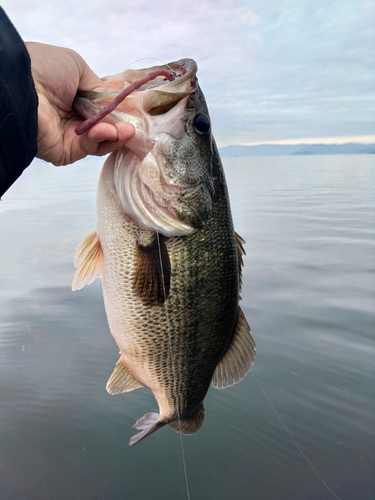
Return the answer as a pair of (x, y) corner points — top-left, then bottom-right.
(80, 61), (190, 494)
(155, 231), (191, 500)
(109, 62), (338, 499)
(123, 58), (175, 74)
(251, 370), (342, 500)
(143, 100), (191, 499)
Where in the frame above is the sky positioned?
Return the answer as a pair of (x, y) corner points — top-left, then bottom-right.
(2, 0), (375, 147)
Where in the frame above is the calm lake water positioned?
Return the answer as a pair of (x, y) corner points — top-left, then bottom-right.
(1, 155), (374, 500)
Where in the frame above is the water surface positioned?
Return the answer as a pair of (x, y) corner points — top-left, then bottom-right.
(1, 155), (374, 499)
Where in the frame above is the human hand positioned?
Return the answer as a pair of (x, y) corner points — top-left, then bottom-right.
(25, 42), (135, 166)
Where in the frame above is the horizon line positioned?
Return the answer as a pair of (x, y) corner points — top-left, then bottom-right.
(238, 135), (375, 147)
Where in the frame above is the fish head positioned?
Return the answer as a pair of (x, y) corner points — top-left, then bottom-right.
(74, 59), (218, 236)
(141, 74), (217, 235)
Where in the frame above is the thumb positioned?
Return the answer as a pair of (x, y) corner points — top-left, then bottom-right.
(74, 53), (107, 92)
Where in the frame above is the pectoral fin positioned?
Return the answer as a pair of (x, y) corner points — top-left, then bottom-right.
(106, 357), (144, 394)
(133, 232), (171, 306)
(72, 230), (103, 291)
(212, 307), (256, 389)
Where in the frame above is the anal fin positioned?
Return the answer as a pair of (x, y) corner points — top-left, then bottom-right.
(129, 412), (165, 446)
(106, 357), (144, 394)
(72, 230), (103, 291)
(212, 307), (256, 389)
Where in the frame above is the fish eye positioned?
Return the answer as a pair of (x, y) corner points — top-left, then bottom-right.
(193, 113), (210, 135)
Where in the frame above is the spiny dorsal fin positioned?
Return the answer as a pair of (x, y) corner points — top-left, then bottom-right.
(106, 357), (144, 395)
(168, 405), (205, 435)
(133, 232), (171, 306)
(72, 230), (103, 291)
(235, 232), (246, 296)
(212, 307), (255, 389)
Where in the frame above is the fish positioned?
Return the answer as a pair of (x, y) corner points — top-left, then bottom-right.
(72, 58), (256, 446)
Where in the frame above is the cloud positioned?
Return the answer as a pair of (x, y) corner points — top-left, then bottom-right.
(4, 0), (260, 75)
(211, 0), (375, 143)
(2, 0), (375, 145)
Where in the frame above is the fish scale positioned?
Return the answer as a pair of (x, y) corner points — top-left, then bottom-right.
(72, 59), (255, 445)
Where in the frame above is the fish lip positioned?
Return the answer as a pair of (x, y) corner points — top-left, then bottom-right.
(162, 58), (197, 87)
(123, 58), (197, 91)
(76, 59), (197, 100)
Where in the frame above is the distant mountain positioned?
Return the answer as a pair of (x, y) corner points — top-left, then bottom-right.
(294, 143), (375, 155)
(219, 143), (375, 157)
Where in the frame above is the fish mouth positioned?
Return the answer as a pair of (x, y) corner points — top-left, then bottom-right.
(116, 58), (197, 93)
(134, 59), (198, 115)
(75, 59), (198, 118)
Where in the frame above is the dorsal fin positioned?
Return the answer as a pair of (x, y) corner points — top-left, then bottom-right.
(72, 230), (103, 291)
(133, 232), (171, 306)
(212, 307), (256, 389)
(235, 232), (246, 296)
(106, 357), (144, 394)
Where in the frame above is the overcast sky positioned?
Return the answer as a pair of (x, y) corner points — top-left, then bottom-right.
(3, 0), (374, 146)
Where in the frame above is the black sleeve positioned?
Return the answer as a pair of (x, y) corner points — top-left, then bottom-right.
(0, 7), (38, 197)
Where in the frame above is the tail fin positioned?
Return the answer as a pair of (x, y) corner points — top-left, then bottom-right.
(129, 405), (205, 445)
(168, 405), (205, 435)
(128, 412), (165, 446)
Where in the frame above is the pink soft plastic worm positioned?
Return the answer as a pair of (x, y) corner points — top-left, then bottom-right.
(75, 69), (175, 136)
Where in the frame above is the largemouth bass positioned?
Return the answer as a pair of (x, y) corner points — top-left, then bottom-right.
(72, 59), (255, 446)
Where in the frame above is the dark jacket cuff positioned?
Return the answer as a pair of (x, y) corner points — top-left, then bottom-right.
(0, 7), (38, 197)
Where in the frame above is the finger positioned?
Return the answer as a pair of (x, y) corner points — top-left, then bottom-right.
(71, 50), (108, 92)
(76, 122), (135, 158)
